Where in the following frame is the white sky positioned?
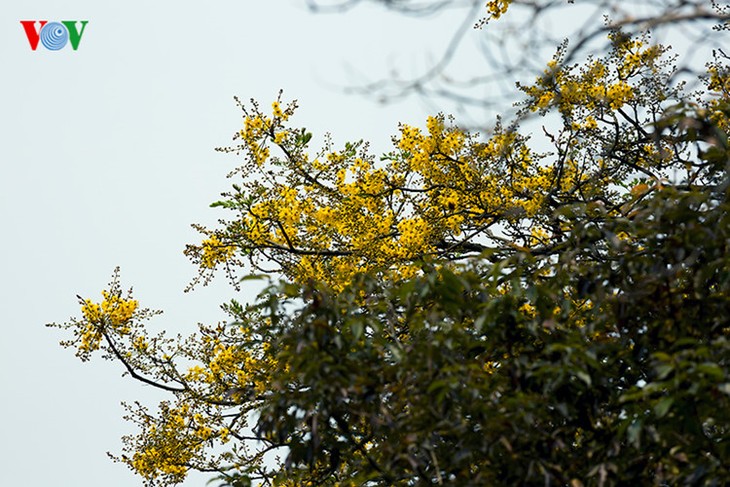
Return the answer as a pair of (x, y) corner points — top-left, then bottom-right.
(0, 1), (480, 486)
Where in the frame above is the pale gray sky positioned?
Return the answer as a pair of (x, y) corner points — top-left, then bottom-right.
(0, 1), (476, 486)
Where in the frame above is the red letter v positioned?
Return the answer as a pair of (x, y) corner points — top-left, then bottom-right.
(20, 21), (48, 50)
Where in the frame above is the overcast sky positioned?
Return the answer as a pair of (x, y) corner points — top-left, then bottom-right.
(0, 1), (484, 486)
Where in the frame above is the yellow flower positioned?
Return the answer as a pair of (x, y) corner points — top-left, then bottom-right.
(486, 0), (512, 20)
(80, 292), (137, 328)
(101, 290), (138, 326)
(81, 300), (101, 323)
(200, 235), (235, 269)
(272, 101), (288, 120)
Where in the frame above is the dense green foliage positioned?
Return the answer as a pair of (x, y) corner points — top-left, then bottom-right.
(243, 122), (730, 484)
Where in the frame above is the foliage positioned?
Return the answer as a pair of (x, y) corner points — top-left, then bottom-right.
(245, 172), (730, 486)
(48, 1), (730, 486)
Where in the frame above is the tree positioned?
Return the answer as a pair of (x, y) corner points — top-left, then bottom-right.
(49, 2), (730, 486)
(305, 0), (729, 124)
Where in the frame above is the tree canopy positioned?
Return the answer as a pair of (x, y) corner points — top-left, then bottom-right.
(50, 2), (730, 486)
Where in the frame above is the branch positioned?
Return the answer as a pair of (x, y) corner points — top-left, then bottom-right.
(101, 328), (186, 394)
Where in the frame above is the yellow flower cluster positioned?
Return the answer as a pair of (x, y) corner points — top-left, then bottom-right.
(100, 290), (138, 326)
(485, 0), (512, 20)
(521, 35), (662, 119)
(530, 226), (551, 246)
(606, 81), (634, 110)
(707, 63), (730, 133)
(526, 59), (634, 115)
(123, 392), (239, 483)
(81, 299), (102, 323)
(199, 39), (685, 291)
(239, 114), (272, 166)
(76, 291), (137, 353)
(205, 102), (566, 289)
(207, 342), (253, 385)
(708, 65), (730, 95)
(613, 34), (663, 79)
(82, 292), (135, 329)
(396, 218), (433, 257)
(176, 326), (276, 405)
(130, 403), (200, 482)
(200, 235), (235, 269)
(54, 272), (249, 484)
(48, 269), (149, 360)
(78, 322), (102, 353)
(271, 100), (288, 121)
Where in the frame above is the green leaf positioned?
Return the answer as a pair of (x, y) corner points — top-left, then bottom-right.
(627, 419), (642, 448)
(210, 200), (238, 209)
(575, 369), (592, 387)
(351, 320), (363, 341)
(696, 362), (724, 381)
(651, 352), (672, 362)
(427, 379), (450, 394)
(654, 397), (674, 418)
(474, 315), (487, 333)
(654, 363), (674, 380)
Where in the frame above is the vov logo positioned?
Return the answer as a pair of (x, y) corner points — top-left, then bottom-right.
(20, 21), (89, 51)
